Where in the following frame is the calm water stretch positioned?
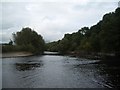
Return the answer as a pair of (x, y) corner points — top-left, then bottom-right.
(2, 52), (120, 88)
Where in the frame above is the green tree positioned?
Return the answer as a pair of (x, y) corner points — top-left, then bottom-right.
(58, 38), (70, 53)
(13, 27), (45, 54)
(99, 8), (120, 53)
(8, 39), (13, 45)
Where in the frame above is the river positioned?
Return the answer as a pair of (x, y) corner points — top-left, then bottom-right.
(2, 53), (120, 88)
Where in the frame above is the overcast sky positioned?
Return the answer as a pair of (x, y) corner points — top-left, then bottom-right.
(0, 0), (119, 43)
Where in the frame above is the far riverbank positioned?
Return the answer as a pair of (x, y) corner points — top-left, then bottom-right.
(1, 52), (33, 58)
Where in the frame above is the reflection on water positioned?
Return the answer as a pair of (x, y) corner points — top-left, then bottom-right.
(15, 62), (43, 71)
(96, 62), (120, 88)
(2, 55), (120, 88)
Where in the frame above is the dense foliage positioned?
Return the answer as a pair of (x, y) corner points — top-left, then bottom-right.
(46, 8), (120, 55)
(13, 27), (45, 54)
(2, 27), (45, 54)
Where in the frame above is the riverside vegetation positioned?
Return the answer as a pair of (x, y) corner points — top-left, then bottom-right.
(46, 8), (120, 59)
(2, 27), (45, 54)
(2, 8), (120, 58)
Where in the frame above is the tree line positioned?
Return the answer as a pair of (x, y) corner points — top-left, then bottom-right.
(2, 8), (120, 56)
(46, 8), (120, 56)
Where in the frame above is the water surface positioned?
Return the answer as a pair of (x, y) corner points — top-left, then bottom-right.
(2, 54), (120, 88)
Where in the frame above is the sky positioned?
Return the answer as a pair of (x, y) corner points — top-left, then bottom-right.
(0, 0), (119, 43)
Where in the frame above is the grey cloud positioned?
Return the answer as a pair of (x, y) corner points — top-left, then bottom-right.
(1, 1), (118, 43)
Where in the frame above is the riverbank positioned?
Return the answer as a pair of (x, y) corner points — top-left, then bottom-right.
(1, 52), (33, 58)
(65, 51), (120, 60)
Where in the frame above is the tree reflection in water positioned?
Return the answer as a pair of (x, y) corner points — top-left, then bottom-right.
(15, 62), (43, 71)
(97, 62), (120, 88)
(72, 59), (120, 88)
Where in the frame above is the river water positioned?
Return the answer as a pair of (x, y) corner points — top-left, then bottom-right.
(2, 53), (120, 88)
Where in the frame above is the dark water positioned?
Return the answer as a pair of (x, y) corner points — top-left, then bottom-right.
(2, 54), (120, 88)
